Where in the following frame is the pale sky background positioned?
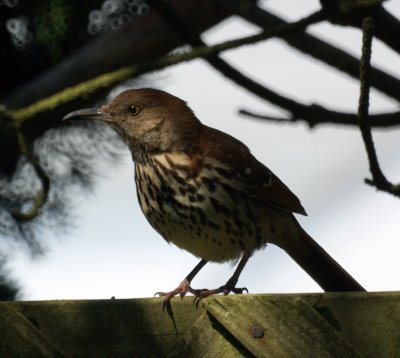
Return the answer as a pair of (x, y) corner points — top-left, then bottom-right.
(10, 0), (400, 300)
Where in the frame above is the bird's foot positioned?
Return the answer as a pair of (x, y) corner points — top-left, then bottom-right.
(155, 279), (248, 308)
(192, 284), (248, 305)
(155, 278), (196, 309)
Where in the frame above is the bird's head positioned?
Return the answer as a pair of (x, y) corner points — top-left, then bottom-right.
(63, 88), (202, 157)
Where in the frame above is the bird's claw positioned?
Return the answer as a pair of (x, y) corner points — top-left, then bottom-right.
(154, 279), (193, 309)
(155, 279), (248, 309)
(191, 285), (248, 306)
(231, 287), (248, 294)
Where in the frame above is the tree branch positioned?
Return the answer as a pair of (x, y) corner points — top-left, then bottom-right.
(357, 17), (400, 197)
(239, 108), (400, 128)
(0, 0), (237, 175)
(2, 0), (236, 109)
(236, 0), (400, 102)
(151, 0), (342, 126)
(1, 10), (324, 125)
(321, 0), (400, 54)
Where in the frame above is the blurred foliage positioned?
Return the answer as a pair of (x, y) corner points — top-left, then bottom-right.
(1, 0), (148, 95)
(1, 0), (99, 96)
(32, 0), (73, 62)
(0, 120), (125, 252)
(0, 0), (149, 298)
(0, 255), (19, 300)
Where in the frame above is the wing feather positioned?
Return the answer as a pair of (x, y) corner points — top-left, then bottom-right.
(200, 126), (307, 216)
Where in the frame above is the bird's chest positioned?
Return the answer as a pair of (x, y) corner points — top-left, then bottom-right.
(133, 154), (265, 262)
(134, 155), (212, 238)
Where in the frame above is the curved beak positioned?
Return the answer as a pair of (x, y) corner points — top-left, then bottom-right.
(63, 107), (110, 121)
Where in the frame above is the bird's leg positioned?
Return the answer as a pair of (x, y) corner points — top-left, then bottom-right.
(155, 259), (207, 304)
(193, 254), (250, 300)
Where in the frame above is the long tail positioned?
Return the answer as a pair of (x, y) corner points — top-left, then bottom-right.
(283, 217), (365, 292)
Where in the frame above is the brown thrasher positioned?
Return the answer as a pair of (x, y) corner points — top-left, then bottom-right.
(64, 88), (365, 302)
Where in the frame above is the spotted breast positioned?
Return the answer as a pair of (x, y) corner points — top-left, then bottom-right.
(134, 151), (296, 263)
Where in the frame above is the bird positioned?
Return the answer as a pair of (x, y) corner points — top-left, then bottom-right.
(63, 88), (365, 302)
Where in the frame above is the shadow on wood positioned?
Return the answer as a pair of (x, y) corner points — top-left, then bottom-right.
(1, 292), (399, 357)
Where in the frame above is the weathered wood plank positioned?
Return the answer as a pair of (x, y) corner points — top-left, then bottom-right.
(203, 295), (360, 358)
(0, 303), (63, 357)
(6, 297), (203, 357)
(302, 291), (400, 358)
(1, 292), (399, 357)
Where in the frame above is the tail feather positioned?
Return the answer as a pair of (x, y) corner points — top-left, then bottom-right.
(283, 218), (365, 292)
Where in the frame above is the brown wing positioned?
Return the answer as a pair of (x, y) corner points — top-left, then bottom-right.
(200, 126), (307, 216)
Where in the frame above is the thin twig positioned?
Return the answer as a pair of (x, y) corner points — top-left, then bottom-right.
(357, 17), (400, 197)
(239, 108), (400, 128)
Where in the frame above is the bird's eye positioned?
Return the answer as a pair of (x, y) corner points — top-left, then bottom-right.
(128, 105), (141, 116)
